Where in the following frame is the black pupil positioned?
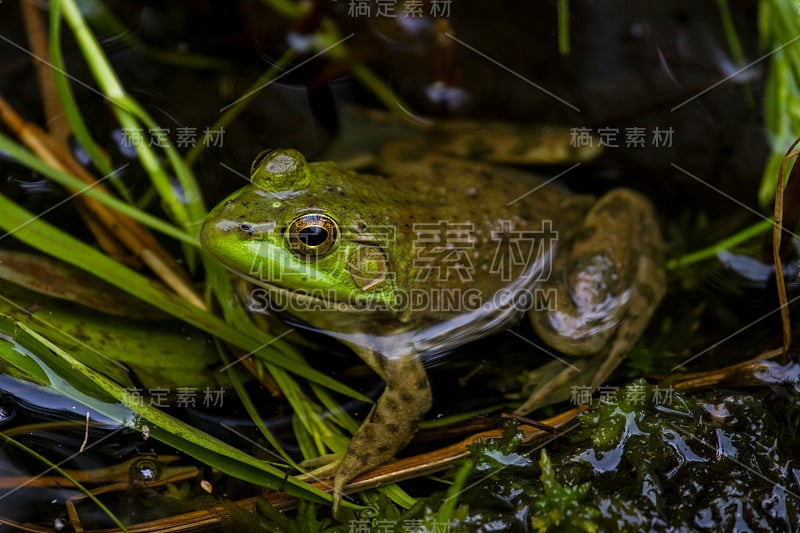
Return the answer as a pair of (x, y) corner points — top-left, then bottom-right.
(298, 225), (328, 247)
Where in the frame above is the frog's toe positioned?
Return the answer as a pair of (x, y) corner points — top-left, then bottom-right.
(332, 485), (344, 517)
(331, 399), (426, 509)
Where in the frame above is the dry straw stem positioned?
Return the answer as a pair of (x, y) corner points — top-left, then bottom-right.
(773, 137), (800, 362)
(0, 96), (206, 309)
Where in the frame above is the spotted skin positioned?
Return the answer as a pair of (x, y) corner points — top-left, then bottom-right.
(332, 351), (431, 510)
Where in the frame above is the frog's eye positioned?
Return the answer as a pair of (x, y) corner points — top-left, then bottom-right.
(250, 148), (311, 190)
(287, 213), (339, 258)
(250, 149), (277, 176)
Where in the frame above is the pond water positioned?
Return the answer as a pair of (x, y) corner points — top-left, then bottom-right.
(0, 1), (798, 531)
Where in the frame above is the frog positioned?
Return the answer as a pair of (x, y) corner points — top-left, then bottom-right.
(199, 125), (666, 511)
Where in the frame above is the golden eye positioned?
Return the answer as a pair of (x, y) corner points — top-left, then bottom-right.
(287, 213), (339, 258)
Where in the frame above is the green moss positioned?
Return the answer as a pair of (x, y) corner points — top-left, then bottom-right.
(531, 450), (599, 532)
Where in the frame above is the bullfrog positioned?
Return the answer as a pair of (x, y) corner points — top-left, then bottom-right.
(200, 126), (666, 510)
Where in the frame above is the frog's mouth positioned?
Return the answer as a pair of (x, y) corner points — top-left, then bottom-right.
(231, 269), (384, 314)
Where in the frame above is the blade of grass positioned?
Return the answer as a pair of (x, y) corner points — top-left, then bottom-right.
(0, 291), (133, 388)
(758, 0), (800, 206)
(557, 0), (570, 55)
(0, 97), (205, 307)
(22, 0), (70, 144)
(76, 0), (231, 71)
(184, 48), (297, 167)
(184, 18), (420, 170)
(666, 218), (773, 269)
(214, 337), (300, 469)
(434, 458), (472, 524)
(207, 259), (357, 466)
(0, 193), (369, 402)
(773, 138), (800, 362)
(53, 0), (206, 231)
(0, 132), (193, 246)
(257, 0), (308, 19)
(12, 320), (332, 502)
(715, 0), (753, 106)
(716, 0), (746, 67)
(274, 370), (351, 457)
(0, 318), (57, 387)
(309, 382), (360, 435)
(294, 414), (323, 462)
(48, 0), (121, 191)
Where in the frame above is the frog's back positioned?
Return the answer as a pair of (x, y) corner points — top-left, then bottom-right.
(323, 148), (593, 348)
(382, 149), (589, 271)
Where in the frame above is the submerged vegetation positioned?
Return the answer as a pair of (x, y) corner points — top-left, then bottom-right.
(445, 379), (800, 531)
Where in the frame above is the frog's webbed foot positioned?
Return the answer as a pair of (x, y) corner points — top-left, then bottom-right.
(332, 350), (432, 513)
(515, 287), (661, 415)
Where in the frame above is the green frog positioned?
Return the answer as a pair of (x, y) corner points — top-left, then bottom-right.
(200, 126), (665, 510)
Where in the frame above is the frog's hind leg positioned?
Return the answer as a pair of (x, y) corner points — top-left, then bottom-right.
(519, 188), (666, 414)
(332, 348), (432, 512)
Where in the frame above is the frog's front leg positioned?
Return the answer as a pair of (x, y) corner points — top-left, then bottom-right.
(520, 188), (665, 413)
(332, 348), (432, 512)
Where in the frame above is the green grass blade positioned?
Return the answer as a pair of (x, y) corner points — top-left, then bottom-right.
(76, 0), (230, 71)
(0, 132), (195, 246)
(216, 339), (300, 468)
(557, 0), (570, 55)
(0, 193), (369, 402)
(666, 219), (773, 269)
(206, 263), (356, 464)
(184, 49), (297, 167)
(758, 0), (800, 206)
(48, 4), (128, 200)
(257, 0), (308, 19)
(54, 0), (207, 232)
(14, 321), (331, 502)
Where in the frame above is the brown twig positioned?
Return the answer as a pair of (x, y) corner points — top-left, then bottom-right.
(13, 2), (207, 309)
(21, 0), (70, 143)
(774, 138), (800, 363)
(0, 99), (205, 308)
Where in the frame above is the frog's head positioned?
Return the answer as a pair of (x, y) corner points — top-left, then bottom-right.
(200, 149), (398, 314)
